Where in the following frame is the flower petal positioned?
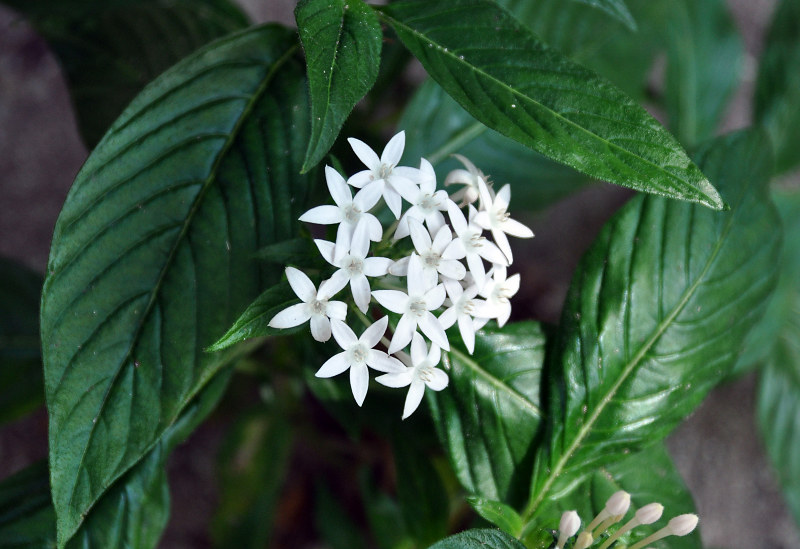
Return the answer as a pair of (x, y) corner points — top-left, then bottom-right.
(419, 311), (449, 351)
(314, 239), (336, 266)
(418, 158), (437, 194)
(466, 253), (487, 288)
(442, 238), (466, 261)
(438, 259), (466, 281)
(363, 256), (392, 277)
(425, 209), (447, 237)
(331, 318), (358, 349)
(457, 313), (476, 354)
(402, 380), (425, 419)
(383, 186), (403, 219)
(389, 313), (416, 354)
(350, 361), (369, 406)
(375, 369), (413, 388)
(351, 275), (372, 313)
(348, 170), (375, 188)
(492, 228), (513, 264)
(505, 273), (521, 296)
(325, 269), (350, 297)
(446, 200), (468, 234)
(428, 343), (441, 366)
(431, 225), (452, 253)
(438, 306), (457, 330)
(406, 253), (427, 296)
(325, 165), (352, 207)
(285, 267), (316, 302)
(310, 315), (331, 342)
(335, 222), (355, 260)
(425, 368), (449, 391)
(361, 315), (389, 348)
(299, 205), (342, 225)
(351, 218), (370, 258)
(381, 130), (405, 166)
(268, 303), (310, 329)
(349, 137), (381, 170)
(502, 217), (535, 239)
(325, 300), (347, 320)
(363, 214), (383, 242)
(424, 284), (446, 310)
(388, 256), (410, 277)
(495, 184), (511, 211)
(316, 352), (350, 378)
(477, 239), (509, 266)
(410, 332), (427, 366)
(409, 218), (432, 253)
(353, 182), (383, 212)
(372, 289), (408, 314)
(367, 350), (406, 373)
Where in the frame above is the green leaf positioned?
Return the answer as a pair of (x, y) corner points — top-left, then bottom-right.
(0, 257), (44, 425)
(664, 0), (743, 147)
(525, 130), (781, 519)
(211, 406), (294, 548)
(571, 0), (636, 31)
(429, 322), (545, 506)
(254, 237), (327, 269)
(393, 441), (449, 546)
(378, 0), (723, 210)
(359, 473), (414, 549)
(755, 0), (800, 174)
(428, 528), (526, 549)
(208, 282), (298, 351)
(8, 0), (250, 148)
(40, 25), (314, 546)
(314, 483), (368, 549)
(0, 462), (56, 548)
(523, 444), (700, 549)
(295, 0), (382, 171)
(466, 497), (523, 538)
(399, 80), (591, 211)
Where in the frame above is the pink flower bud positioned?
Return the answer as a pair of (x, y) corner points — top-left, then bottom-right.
(668, 514), (699, 536)
(635, 503), (664, 525)
(605, 490), (631, 516)
(559, 510), (581, 538)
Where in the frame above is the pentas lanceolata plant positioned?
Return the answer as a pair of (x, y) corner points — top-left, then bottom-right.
(268, 131), (533, 418)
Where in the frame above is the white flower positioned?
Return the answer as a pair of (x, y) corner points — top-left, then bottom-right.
(267, 267), (347, 342)
(375, 332), (449, 418)
(474, 178), (534, 263)
(372, 253), (449, 353)
(438, 279), (488, 354)
(389, 220), (465, 288)
(315, 317), (405, 406)
(444, 154), (488, 206)
(347, 131), (420, 219)
(393, 158), (448, 240)
(316, 221), (392, 313)
(475, 265), (520, 327)
(299, 165), (382, 258)
(442, 201), (508, 287)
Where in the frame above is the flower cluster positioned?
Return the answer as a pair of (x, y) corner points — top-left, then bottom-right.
(269, 131), (533, 418)
(554, 490), (698, 549)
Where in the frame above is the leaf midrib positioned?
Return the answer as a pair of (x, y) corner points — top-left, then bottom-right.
(377, 6), (721, 209)
(522, 182), (743, 521)
(59, 39), (300, 545)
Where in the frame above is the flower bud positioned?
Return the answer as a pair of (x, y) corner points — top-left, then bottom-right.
(635, 503), (664, 525)
(559, 510), (581, 537)
(668, 514), (699, 536)
(573, 532), (593, 549)
(605, 490), (631, 516)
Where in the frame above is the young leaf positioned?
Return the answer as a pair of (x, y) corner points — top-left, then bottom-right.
(7, 0), (250, 148)
(755, 0), (800, 174)
(572, 0), (637, 31)
(0, 257), (44, 425)
(429, 322), (545, 506)
(0, 462), (56, 548)
(399, 80), (591, 211)
(664, 0), (743, 147)
(428, 528), (527, 549)
(466, 497), (523, 538)
(525, 130), (781, 518)
(378, 0), (723, 210)
(40, 25), (314, 546)
(295, 0), (383, 171)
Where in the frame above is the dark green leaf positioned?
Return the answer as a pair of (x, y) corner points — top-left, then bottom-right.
(9, 0), (250, 148)
(0, 462), (56, 548)
(399, 80), (591, 211)
(523, 444), (700, 549)
(466, 497), (523, 538)
(359, 473), (413, 549)
(254, 237), (327, 269)
(211, 407), (294, 548)
(40, 25), (314, 545)
(0, 257), (44, 424)
(525, 130), (781, 519)
(664, 0), (743, 147)
(429, 322), (545, 506)
(571, 0), (636, 30)
(314, 483), (368, 549)
(208, 282), (298, 351)
(296, 0), (382, 171)
(379, 0), (723, 209)
(755, 0), (800, 174)
(428, 528), (526, 549)
(393, 441), (449, 546)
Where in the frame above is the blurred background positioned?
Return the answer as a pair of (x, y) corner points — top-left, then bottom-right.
(1, 0), (798, 547)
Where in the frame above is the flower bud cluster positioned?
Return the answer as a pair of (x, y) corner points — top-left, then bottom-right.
(555, 491), (698, 549)
(268, 131), (533, 418)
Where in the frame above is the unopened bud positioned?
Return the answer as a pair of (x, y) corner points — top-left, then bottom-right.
(605, 490), (631, 516)
(635, 503), (664, 525)
(559, 510), (581, 537)
(668, 514), (698, 536)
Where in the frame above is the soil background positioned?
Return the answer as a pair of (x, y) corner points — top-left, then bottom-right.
(1, 0), (799, 547)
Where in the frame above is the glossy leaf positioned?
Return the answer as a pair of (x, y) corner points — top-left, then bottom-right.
(755, 0), (800, 174)
(572, 0), (636, 30)
(399, 80), (591, 211)
(0, 257), (44, 424)
(525, 130), (781, 518)
(466, 497), (523, 537)
(40, 25), (314, 545)
(0, 462), (56, 548)
(208, 282), (298, 351)
(428, 528), (526, 549)
(429, 322), (545, 506)
(393, 441), (449, 546)
(296, 0), (382, 171)
(7, 0), (250, 148)
(664, 0), (743, 147)
(315, 483), (368, 549)
(378, 0), (723, 209)
(523, 444), (700, 549)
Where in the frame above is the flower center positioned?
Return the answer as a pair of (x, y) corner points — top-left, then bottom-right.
(408, 298), (427, 317)
(343, 203), (361, 223)
(493, 284), (512, 303)
(494, 208), (511, 225)
(421, 250), (441, 269)
(343, 255), (363, 276)
(378, 163), (392, 179)
(349, 343), (368, 364)
(310, 298), (327, 315)
(418, 365), (435, 383)
(457, 298), (474, 315)
(418, 194), (438, 213)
